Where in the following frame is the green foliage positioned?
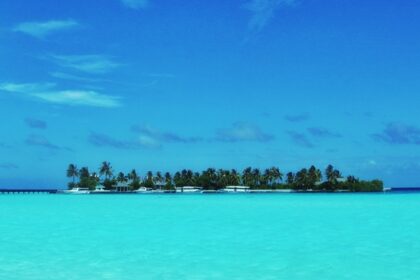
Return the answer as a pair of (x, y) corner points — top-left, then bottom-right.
(343, 179), (384, 192)
(117, 172), (127, 183)
(99, 161), (113, 180)
(164, 172), (174, 190)
(67, 182), (77, 190)
(66, 164), (79, 189)
(78, 176), (98, 190)
(66, 163), (384, 192)
(129, 179), (141, 190)
(103, 178), (115, 190)
(143, 171), (155, 188)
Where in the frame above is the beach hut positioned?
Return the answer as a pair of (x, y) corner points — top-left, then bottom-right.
(115, 182), (130, 192)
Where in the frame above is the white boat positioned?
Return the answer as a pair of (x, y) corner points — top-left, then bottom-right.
(91, 184), (110, 193)
(135, 187), (154, 193)
(63, 188), (90, 194)
(175, 186), (203, 193)
(221, 185), (250, 193)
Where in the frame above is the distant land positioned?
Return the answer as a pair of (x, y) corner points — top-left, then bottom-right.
(63, 162), (384, 192)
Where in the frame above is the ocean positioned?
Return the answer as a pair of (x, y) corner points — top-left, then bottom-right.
(1, 193), (419, 279)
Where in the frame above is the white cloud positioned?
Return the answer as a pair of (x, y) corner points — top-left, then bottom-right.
(138, 135), (162, 149)
(121, 0), (149, 9)
(13, 20), (79, 38)
(50, 72), (101, 83)
(47, 54), (120, 74)
(216, 122), (274, 142)
(0, 82), (55, 93)
(0, 82), (121, 108)
(33, 90), (121, 108)
(132, 125), (202, 144)
(245, 0), (295, 33)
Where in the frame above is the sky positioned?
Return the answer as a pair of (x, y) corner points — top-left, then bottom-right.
(1, 0), (420, 188)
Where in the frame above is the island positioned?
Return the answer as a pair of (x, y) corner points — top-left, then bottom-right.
(65, 162), (384, 193)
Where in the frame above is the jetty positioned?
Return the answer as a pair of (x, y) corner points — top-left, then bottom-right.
(0, 189), (58, 194)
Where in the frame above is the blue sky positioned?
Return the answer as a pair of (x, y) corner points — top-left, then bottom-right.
(1, 0), (420, 188)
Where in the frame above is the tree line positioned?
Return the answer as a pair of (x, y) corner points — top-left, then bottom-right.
(66, 162), (383, 192)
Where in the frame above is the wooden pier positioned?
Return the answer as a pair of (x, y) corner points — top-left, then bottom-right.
(0, 189), (58, 194)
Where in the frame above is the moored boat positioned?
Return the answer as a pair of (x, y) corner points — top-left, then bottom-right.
(175, 186), (203, 193)
(134, 187), (154, 193)
(63, 188), (90, 194)
(221, 185), (250, 193)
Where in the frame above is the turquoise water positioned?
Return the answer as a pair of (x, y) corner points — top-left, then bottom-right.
(1, 193), (420, 279)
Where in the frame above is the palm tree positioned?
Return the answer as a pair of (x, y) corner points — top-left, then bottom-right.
(347, 175), (358, 184)
(270, 167), (282, 184)
(325, 164), (341, 185)
(193, 172), (201, 186)
(295, 168), (309, 190)
(173, 171), (182, 187)
(207, 168), (217, 189)
(186, 170), (194, 185)
(286, 172), (295, 185)
(308, 165), (322, 186)
(154, 171), (164, 189)
(165, 172), (173, 189)
(127, 169), (138, 181)
(262, 169), (271, 187)
(217, 169), (232, 188)
(229, 169), (240, 186)
(251, 168), (261, 189)
(127, 169), (140, 190)
(117, 172), (127, 183)
(66, 164), (79, 188)
(144, 171), (154, 188)
(79, 167), (90, 179)
(242, 167), (253, 187)
(99, 161), (113, 181)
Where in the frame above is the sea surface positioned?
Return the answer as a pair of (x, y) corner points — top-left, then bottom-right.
(1, 193), (419, 280)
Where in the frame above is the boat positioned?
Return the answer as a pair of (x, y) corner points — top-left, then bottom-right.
(175, 186), (203, 193)
(90, 184), (111, 193)
(134, 187), (154, 193)
(63, 188), (90, 194)
(221, 185), (250, 193)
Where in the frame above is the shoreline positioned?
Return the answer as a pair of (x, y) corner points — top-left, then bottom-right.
(1, 188), (419, 195)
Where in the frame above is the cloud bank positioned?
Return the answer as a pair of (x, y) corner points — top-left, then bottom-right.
(284, 113), (310, 123)
(307, 127), (342, 138)
(89, 133), (143, 150)
(25, 134), (70, 151)
(132, 125), (202, 145)
(287, 131), (314, 148)
(13, 20), (79, 38)
(0, 82), (121, 108)
(245, 0), (295, 33)
(47, 54), (120, 74)
(25, 118), (47, 129)
(0, 163), (19, 169)
(373, 123), (420, 145)
(216, 122), (274, 142)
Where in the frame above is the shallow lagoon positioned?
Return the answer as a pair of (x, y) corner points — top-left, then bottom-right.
(1, 193), (419, 279)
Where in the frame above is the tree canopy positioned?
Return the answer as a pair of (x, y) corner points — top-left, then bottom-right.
(66, 163), (383, 192)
